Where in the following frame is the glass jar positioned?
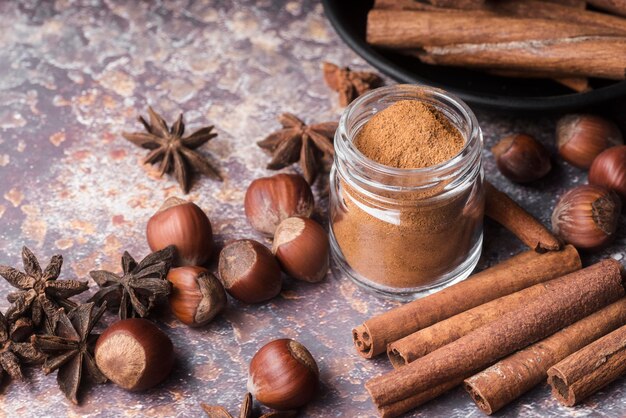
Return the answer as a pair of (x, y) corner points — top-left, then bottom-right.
(329, 85), (484, 299)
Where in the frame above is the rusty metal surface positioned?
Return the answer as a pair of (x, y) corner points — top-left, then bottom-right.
(0, 1), (624, 417)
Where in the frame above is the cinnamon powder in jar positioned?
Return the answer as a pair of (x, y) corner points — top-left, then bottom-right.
(333, 100), (482, 289)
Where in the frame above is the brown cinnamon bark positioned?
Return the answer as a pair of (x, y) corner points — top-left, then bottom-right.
(417, 36), (626, 80)
(588, 0), (626, 17)
(366, 260), (624, 417)
(485, 181), (561, 252)
(387, 270), (602, 367)
(553, 77), (591, 92)
(378, 378), (463, 418)
(427, 0), (485, 8)
(373, 1), (626, 36)
(544, 0), (586, 7)
(547, 321), (626, 406)
(366, 10), (625, 48)
(464, 297), (626, 414)
(352, 245), (580, 358)
(490, 71), (591, 92)
(489, 1), (626, 33)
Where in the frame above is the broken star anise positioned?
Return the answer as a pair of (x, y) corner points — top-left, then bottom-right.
(0, 310), (44, 384)
(122, 106), (222, 194)
(322, 62), (382, 107)
(31, 303), (107, 404)
(0, 247), (89, 333)
(88, 246), (175, 320)
(201, 392), (297, 418)
(202, 392), (252, 418)
(257, 113), (337, 184)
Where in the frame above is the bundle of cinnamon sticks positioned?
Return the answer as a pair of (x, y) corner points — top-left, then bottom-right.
(367, 0), (626, 91)
(354, 183), (626, 417)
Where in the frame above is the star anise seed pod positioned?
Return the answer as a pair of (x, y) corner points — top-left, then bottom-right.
(31, 303), (107, 404)
(88, 246), (175, 320)
(257, 113), (337, 184)
(322, 61), (382, 107)
(0, 247), (89, 333)
(122, 106), (222, 194)
(201, 392), (253, 418)
(0, 310), (44, 384)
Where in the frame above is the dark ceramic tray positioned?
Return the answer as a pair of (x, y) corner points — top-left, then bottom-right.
(322, 0), (626, 112)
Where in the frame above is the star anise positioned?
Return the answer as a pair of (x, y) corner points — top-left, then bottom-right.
(322, 62), (382, 107)
(122, 106), (222, 194)
(257, 113), (337, 184)
(31, 303), (107, 404)
(0, 247), (89, 333)
(201, 393), (297, 418)
(88, 246), (175, 320)
(0, 310), (44, 384)
(201, 392), (253, 418)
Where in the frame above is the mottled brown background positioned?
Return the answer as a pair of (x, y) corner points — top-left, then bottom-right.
(0, 1), (624, 417)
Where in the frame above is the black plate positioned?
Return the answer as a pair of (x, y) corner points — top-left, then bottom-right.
(322, 0), (626, 113)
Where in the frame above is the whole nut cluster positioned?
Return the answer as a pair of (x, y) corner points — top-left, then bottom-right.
(494, 114), (624, 254)
(135, 172), (327, 411)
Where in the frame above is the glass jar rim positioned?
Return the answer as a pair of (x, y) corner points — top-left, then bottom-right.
(335, 84), (482, 180)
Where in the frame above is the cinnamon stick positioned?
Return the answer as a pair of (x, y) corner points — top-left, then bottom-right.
(464, 297), (626, 414)
(547, 321), (626, 406)
(553, 77), (591, 92)
(544, 0), (586, 7)
(417, 36), (626, 80)
(378, 378), (463, 418)
(485, 181), (561, 252)
(489, 70), (591, 92)
(353, 245), (580, 358)
(488, 1), (626, 33)
(588, 0), (626, 17)
(366, 10), (625, 48)
(388, 269), (599, 367)
(366, 260), (624, 417)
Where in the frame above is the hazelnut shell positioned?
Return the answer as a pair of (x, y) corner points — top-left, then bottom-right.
(244, 174), (314, 236)
(556, 114), (623, 169)
(248, 339), (319, 410)
(95, 318), (174, 391)
(491, 133), (551, 183)
(589, 145), (626, 200)
(147, 197), (213, 266)
(272, 217), (329, 283)
(168, 266), (226, 327)
(551, 184), (621, 251)
(218, 239), (282, 303)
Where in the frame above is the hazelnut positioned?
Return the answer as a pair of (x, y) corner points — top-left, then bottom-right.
(248, 339), (319, 410)
(244, 174), (314, 236)
(551, 185), (621, 251)
(556, 114), (623, 169)
(167, 266), (226, 327)
(147, 197), (213, 266)
(272, 217), (329, 283)
(491, 133), (551, 183)
(589, 145), (626, 200)
(95, 318), (174, 391)
(218, 239), (282, 303)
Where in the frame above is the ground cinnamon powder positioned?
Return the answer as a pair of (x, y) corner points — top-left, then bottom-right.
(333, 100), (481, 290)
(354, 101), (464, 168)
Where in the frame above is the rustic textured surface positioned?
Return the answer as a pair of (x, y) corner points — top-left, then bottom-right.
(0, 1), (624, 417)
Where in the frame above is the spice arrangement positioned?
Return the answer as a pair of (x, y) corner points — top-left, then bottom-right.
(0, 101), (332, 414)
(367, 0), (626, 91)
(351, 100), (626, 415)
(2, 2), (626, 415)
